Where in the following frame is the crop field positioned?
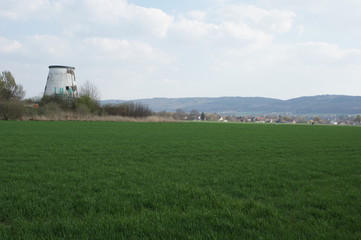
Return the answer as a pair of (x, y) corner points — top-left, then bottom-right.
(0, 121), (360, 239)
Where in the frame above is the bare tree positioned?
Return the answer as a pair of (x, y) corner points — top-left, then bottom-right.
(74, 80), (101, 114)
(354, 115), (361, 124)
(189, 109), (200, 120)
(79, 80), (100, 101)
(174, 109), (186, 120)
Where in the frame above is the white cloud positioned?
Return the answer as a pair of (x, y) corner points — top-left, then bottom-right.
(214, 3), (296, 33)
(84, 0), (128, 23)
(187, 10), (207, 21)
(1, 0), (173, 38)
(168, 3), (291, 48)
(169, 18), (219, 43)
(220, 22), (273, 47)
(83, 0), (173, 38)
(0, 37), (22, 53)
(290, 42), (361, 65)
(24, 35), (72, 58)
(128, 5), (173, 38)
(0, 0), (57, 20)
(83, 37), (171, 64)
(214, 41), (361, 75)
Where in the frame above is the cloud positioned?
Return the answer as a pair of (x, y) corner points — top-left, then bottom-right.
(83, 0), (173, 38)
(187, 10), (207, 21)
(220, 22), (273, 48)
(290, 42), (361, 66)
(168, 3), (292, 48)
(0, 0), (57, 20)
(214, 3), (296, 33)
(169, 18), (219, 43)
(83, 37), (172, 64)
(1, 0), (173, 38)
(24, 35), (73, 59)
(0, 37), (22, 53)
(84, 0), (128, 23)
(214, 41), (361, 74)
(127, 5), (174, 38)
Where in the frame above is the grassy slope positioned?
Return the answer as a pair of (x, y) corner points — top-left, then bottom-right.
(0, 121), (360, 239)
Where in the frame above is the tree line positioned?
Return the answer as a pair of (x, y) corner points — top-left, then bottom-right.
(0, 71), (152, 120)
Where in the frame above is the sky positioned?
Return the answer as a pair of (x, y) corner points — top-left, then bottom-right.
(1, 0), (361, 100)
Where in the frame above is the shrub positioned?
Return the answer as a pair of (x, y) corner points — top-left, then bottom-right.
(75, 95), (100, 114)
(39, 95), (75, 110)
(0, 101), (25, 120)
(38, 102), (62, 117)
(102, 102), (152, 118)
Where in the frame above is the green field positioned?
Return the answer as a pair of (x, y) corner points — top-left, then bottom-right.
(0, 121), (360, 239)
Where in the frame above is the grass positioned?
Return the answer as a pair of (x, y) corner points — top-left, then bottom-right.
(0, 121), (360, 239)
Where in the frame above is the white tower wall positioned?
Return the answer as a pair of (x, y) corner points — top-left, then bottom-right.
(44, 65), (78, 97)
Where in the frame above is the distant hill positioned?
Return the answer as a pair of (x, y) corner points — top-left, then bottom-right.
(101, 95), (361, 115)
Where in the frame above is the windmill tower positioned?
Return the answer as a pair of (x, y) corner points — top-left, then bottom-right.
(43, 65), (78, 97)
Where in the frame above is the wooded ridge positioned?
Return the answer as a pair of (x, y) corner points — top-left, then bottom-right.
(102, 95), (361, 114)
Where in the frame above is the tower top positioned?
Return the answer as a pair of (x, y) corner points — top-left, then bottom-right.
(49, 65), (75, 70)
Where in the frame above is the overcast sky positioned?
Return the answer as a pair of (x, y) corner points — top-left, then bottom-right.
(1, 0), (361, 100)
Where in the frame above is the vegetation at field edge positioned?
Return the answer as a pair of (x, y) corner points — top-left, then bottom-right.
(0, 121), (360, 239)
